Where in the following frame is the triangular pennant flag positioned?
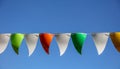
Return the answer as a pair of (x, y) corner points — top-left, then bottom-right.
(92, 33), (109, 55)
(0, 34), (11, 54)
(110, 32), (120, 52)
(39, 33), (54, 54)
(25, 34), (39, 56)
(11, 33), (24, 54)
(71, 33), (87, 55)
(55, 33), (71, 56)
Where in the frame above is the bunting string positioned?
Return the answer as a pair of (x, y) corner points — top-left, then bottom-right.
(0, 32), (119, 56)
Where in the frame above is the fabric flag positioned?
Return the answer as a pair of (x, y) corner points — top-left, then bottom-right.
(55, 33), (71, 56)
(92, 33), (109, 55)
(71, 33), (87, 55)
(39, 33), (54, 54)
(110, 32), (120, 52)
(25, 34), (39, 56)
(11, 33), (24, 54)
(0, 34), (11, 54)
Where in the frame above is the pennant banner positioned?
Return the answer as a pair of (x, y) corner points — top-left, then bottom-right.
(39, 33), (54, 54)
(0, 32), (119, 56)
(71, 33), (87, 55)
(55, 33), (71, 56)
(0, 34), (11, 54)
(25, 34), (39, 56)
(92, 33), (109, 55)
(11, 33), (24, 54)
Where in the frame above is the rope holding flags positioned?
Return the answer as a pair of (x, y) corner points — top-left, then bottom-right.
(0, 32), (120, 56)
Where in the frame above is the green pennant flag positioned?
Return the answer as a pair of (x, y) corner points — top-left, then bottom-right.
(71, 33), (87, 55)
(11, 33), (24, 54)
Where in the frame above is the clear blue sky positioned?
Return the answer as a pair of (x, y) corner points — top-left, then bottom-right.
(0, 0), (120, 69)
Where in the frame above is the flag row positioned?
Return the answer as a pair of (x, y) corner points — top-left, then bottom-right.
(0, 32), (120, 56)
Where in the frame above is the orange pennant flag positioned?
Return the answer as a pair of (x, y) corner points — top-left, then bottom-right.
(39, 33), (54, 54)
(110, 32), (120, 52)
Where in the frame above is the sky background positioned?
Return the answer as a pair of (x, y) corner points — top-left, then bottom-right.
(0, 0), (120, 69)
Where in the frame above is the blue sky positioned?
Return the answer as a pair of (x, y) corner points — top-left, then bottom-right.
(0, 0), (120, 69)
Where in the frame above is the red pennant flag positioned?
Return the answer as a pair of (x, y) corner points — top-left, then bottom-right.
(39, 33), (54, 54)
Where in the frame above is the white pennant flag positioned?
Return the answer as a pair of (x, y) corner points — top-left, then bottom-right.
(0, 34), (11, 54)
(25, 34), (39, 56)
(55, 33), (71, 56)
(92, 33), (109, 55)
